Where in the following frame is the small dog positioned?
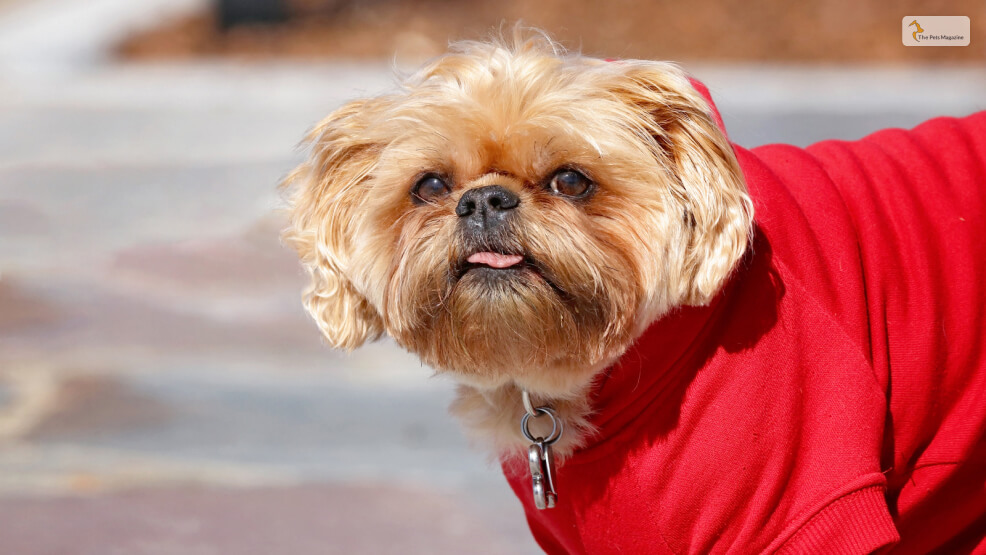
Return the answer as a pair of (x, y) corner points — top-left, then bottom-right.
(283, 31), (986, 554)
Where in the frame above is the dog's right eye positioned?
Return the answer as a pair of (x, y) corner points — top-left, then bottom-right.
(411, 175), (452, 204)
(548, 169), (594, 199)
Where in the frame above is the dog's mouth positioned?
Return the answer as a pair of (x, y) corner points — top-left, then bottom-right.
(455, 250), (532, 279)
(466, 251), (524, 269)
(454, 250), (567, 295)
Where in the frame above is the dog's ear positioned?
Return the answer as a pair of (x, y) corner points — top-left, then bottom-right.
(281, 98), (386, 349)
(610, 63), (754, 305)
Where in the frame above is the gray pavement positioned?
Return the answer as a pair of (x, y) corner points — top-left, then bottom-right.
(0, 1), (984, 553)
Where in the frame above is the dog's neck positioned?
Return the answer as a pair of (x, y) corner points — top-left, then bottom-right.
(449, 289), (732, 459)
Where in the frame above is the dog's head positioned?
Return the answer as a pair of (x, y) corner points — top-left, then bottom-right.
(283, 31), (752, 397)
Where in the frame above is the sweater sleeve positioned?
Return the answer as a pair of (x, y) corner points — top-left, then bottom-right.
(807, 112), (986, 552)
(770, 479), (899, 554)
(749, 111), (986, 552)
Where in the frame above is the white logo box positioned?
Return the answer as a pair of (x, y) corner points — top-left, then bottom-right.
(903, 16), (971, 46)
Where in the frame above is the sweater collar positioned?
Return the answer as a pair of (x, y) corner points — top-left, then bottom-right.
(583, 281), (732, 448)
(579, 79), (735, 450)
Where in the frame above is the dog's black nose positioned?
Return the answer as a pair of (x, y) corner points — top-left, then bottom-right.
(455, 186), (520, 230)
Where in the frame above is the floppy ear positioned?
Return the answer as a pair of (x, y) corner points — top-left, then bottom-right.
(612, 63), (754, 305)
(281, 98), (386, 349)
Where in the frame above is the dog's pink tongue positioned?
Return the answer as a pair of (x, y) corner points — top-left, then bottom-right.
(468, 252), (523, 268)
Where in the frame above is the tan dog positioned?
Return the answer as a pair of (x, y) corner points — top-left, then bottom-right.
(282, 28), (986, 552)
(282, 31), (752, 456)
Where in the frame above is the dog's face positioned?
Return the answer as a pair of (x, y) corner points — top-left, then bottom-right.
(284, 35), (752, 397)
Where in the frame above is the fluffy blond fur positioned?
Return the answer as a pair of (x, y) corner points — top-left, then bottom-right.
(282, 30), (753, 456)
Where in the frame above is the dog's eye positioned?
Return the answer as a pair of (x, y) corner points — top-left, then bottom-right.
(548, 169), (593, 198)
(411, 174), (451, 204)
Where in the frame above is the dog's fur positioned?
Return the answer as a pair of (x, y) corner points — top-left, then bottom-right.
(282, 31), (753, 456)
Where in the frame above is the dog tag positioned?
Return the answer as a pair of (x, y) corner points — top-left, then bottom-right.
(528, 440), (557, 509)
(521, 398), (562, 510)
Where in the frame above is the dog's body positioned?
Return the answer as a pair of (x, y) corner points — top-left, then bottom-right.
(283, 33), (986, 553)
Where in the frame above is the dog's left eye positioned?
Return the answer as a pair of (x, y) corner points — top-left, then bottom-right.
(411, 174), (452, 204)
(548, 169), (593, 198)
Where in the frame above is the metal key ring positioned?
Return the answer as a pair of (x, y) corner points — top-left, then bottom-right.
(521, 406), (563, 445)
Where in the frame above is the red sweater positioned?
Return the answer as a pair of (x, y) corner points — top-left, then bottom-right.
(504, 84), (986, 554)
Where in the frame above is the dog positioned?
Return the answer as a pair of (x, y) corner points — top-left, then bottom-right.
(282, 31), (986, 554)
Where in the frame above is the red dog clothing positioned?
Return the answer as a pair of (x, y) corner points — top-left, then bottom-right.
(503, 82), (986, 554)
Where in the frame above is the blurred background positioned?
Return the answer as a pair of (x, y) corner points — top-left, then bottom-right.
(0, 1), (983, 553)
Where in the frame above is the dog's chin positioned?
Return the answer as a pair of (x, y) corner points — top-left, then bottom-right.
(458, 264), (535, 284)
(390, 258), (631, 397)
(455, 259), (555, 294)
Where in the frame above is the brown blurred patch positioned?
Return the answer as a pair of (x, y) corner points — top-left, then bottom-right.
(49, 283), (321, 358)
(26, 375), (171, 440)
(1, 240), (321, 364)
(118, 0), (985, 63)
(0, 279), (62, 335)
(110, 216), (302, 294)
(0, 482), (533, 555)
